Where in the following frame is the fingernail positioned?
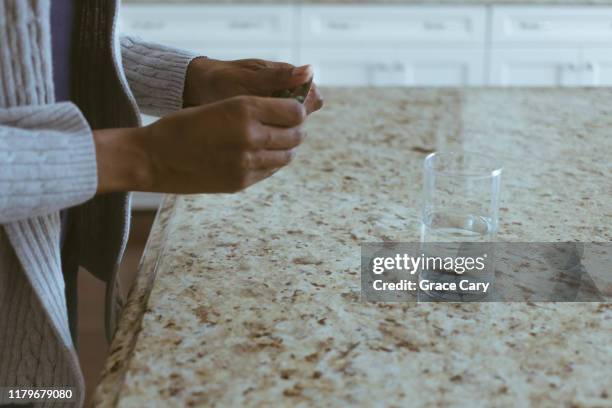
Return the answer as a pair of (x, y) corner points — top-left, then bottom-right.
(292, 65), (312, 77)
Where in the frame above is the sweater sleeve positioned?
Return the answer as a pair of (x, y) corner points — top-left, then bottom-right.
(120, 35), (197, 117)
(0, 102), (97, 224)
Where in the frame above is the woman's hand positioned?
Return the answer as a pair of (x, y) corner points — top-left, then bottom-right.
(94, 95), (306, 194)
(183, 58), (324, 115)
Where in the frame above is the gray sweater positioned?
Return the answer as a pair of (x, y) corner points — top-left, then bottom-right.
(0, 1), (195, 406)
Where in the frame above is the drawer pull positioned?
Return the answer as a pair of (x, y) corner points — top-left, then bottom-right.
(423, 21), (446, 31)
(131, 20), (165, 30)
(327, 21), (352, 30)
(370, 62), (404, 71)
(518, 21), (542, 30)
(228, 20), (263, 30)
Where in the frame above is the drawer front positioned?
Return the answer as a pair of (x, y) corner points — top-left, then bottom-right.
(301, 49), (485, 86)
(492, 6), (612, 44)
(488, 49), (582, 86)
(120, 5), (294, 45)
(301, 6), (486, 45)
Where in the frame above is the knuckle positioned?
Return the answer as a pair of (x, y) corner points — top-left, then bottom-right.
(263, 128), (273, 148)
(239, 151), (253, 170)
(243, 129), (259, 148)
(232, 95), (252, 117)
(316, 96), (324, 109)
(288, 101), (306, 124)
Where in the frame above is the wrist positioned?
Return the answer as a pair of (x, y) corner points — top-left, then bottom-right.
(93, 127), (154, 194)
(183, 56), (217, 107)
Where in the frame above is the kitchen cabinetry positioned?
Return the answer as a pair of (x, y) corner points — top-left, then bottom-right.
(119, 5), (296, 62)
(299, 6), (485, 86)
(489, 48), (612, 86)
(489, 49), (582, 86)
(299, 6), (486, 46)
(488, 6), (612, 86)
(303, 49), (484, 86)
(576, 49), (612, 86)
(490, 6), (612, 45)
(121, 4), (612, 88)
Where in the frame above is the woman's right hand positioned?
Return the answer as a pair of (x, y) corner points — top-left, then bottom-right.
(94, 95), (306, 194)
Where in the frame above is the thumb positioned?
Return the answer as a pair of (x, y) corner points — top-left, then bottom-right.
(258, 64), (313, 92)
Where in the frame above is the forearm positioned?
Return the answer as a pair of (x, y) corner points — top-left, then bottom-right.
(93, 127), (153, 194)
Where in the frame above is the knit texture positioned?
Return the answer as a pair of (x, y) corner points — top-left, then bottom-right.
(0, 103), (97, 223)
(0, 2), (89, 406)
(0, 0), (196, 406)
(120, 35), (196, 117)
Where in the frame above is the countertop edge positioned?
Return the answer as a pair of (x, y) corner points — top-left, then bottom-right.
(92, 195), (178, 408)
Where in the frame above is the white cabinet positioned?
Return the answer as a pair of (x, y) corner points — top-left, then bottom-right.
(300, 6), (486, 86)
(303, 49), (485, 86)
(491, 6), (612, 45)
(489, 6), (612, 86)
(119, 3), (612, 88)
(119, 4), (296, 63)
(581, 49), (612, 86)
(301, 6), (486, 46)
(489, 49), (582, 86)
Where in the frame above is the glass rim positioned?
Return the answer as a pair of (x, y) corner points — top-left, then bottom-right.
(424, 150), (503, 178)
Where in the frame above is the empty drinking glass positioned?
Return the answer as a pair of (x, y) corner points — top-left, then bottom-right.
(419, 151), (503, 300)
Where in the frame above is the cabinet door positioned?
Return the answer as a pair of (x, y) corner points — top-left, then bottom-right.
(580, 49), (612, 86)
(301, 49), (485, 86)
(489, 49), (582, 86)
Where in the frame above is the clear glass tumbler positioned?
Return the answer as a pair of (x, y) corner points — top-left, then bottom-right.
(421, 151), (502, 241)
(419, 151), (503, 300)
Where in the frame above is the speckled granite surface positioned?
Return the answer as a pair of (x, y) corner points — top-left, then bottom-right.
(94, 88), (611, 407)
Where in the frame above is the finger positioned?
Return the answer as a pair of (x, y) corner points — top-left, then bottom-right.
(304, 83), (324, 114)
(257, 64), (313, 92)
(250, 125), (305, 150)
(253, 97), (306, 127)
(241, 167), (282, 190)
(245, 149), (296, 170)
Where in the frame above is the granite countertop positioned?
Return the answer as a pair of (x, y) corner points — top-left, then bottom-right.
(123, 0), (612, 5)
(93, 88), (612, 407)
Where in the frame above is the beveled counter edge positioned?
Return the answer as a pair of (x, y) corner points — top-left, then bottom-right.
(92, 195), (179, 408)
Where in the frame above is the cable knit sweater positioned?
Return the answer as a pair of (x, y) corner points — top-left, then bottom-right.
(0, 1), (196, 406)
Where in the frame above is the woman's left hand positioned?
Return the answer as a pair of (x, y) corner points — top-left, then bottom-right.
(183, 58), (324, 114)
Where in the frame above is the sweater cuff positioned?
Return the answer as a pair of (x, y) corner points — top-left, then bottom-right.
(120, 35), (197, 117)
(0, 102), (97, 223)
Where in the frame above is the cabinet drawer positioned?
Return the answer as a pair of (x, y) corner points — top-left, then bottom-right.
(488, 49), (582, 86)
(301, 6), (486, 46)
(491, 6), (612, 45)
(301, 49), (485, 86)
(120, 5), (293, 45)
